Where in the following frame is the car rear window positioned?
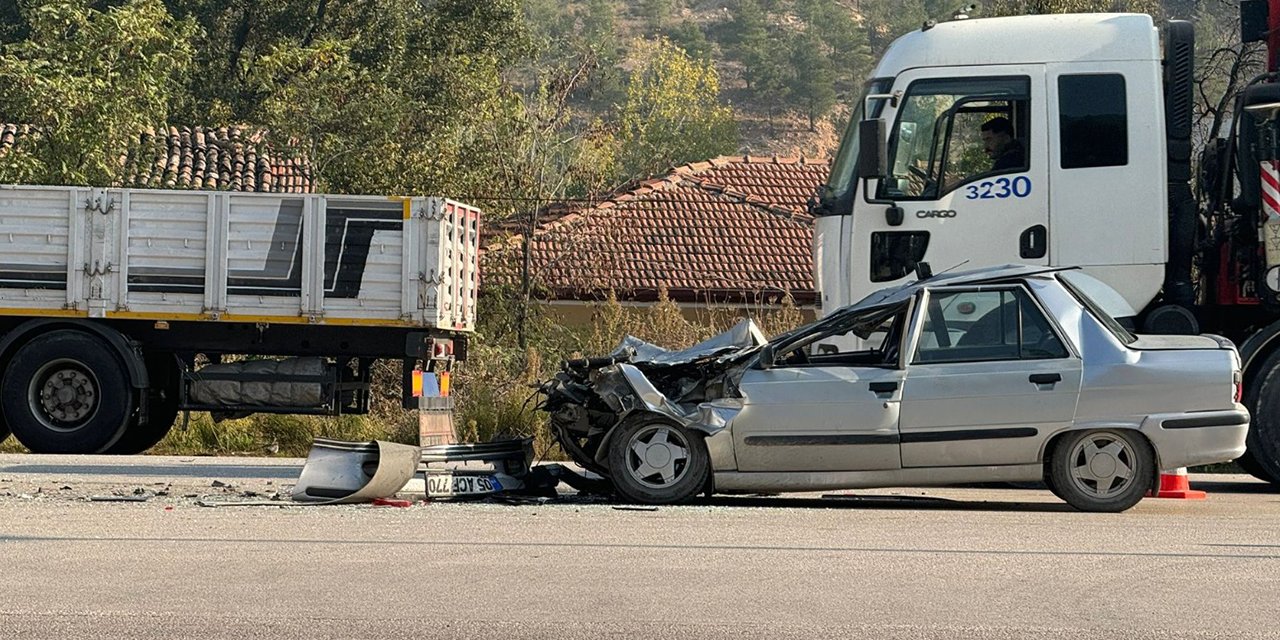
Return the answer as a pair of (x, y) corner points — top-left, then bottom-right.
(1058, 272), (1137, 345)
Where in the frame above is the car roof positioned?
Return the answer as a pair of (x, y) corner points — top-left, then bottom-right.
(844, 264), (1072, 312)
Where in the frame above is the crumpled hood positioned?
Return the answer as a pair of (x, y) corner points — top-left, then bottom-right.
(611, 318), (768, 367)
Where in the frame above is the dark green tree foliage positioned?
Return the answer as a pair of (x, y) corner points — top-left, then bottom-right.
(787, 31), (837, 131)
(198, 0), (536, 196)
(984, 0), (1163, 16)
(666, 21), (712, 63)
(0, 0), (194, 185)
(862, 0), (929, 55)
(725, 0), (769, 90)
(638, 0), (675, 33)
(793, 0), (870, 96)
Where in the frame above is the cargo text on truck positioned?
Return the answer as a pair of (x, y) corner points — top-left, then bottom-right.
(811, 2), (1280, 486)
(0, 186), (479, 454)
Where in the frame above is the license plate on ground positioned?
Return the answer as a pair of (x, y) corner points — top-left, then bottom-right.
(426, 473), (503, 498)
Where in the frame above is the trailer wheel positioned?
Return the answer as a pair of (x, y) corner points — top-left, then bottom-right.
(104, 353), (180, 455)
(2, 331), (135, 454)
(1243, 349), (1280, 486)
(606, 415), (709, 505)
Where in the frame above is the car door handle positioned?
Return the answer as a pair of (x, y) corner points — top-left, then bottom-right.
(869, 381), (899, 394)
(1029, 373), (1062, 385)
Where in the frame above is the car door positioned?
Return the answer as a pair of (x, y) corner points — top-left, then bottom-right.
(731, 304), (910, 473)
(898, 285), (1081, 468)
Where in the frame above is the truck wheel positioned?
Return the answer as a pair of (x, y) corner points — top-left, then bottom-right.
(2, 331), (135, 454)
(1048, 429), (1153, 513)
(104, 353), (180, 455)
(606, 415), (709, 505)
(1243, 349), (1280, 486)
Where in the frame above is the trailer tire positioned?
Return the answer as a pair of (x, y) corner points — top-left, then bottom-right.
(104, 353), (180, 455)
(606, 415), (709, 505)
(2, 331), (135, 454)
(1243, 349), (1280, 487)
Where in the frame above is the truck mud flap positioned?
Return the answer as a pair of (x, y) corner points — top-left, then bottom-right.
(291, 438), (421, 504)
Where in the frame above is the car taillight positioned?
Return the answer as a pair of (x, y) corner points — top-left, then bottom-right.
(1234, 370), (1243, 403)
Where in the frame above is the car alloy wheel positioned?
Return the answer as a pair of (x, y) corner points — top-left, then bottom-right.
(625, 424), (691, 489)
(1066, 431), (1138, 499)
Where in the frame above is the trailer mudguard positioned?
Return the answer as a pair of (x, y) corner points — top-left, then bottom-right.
(0, 319), (148, 389)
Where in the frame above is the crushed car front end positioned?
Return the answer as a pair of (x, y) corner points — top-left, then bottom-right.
(538, 319), (765, 482)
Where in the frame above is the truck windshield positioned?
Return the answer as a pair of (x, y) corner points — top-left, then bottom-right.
(816, 78), (893, 217)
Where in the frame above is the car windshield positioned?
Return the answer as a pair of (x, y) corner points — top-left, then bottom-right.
(1057, 271), (1137, 345)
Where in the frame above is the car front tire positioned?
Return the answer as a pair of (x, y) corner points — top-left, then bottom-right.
(1049, 429), (1153, 513)
(606, 415), (709, 505)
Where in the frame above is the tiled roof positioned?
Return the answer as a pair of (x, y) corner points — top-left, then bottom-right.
(1, 124), (313, 193)
(485, 156), (830, 305)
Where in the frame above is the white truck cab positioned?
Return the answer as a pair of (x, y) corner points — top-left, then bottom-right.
(815, 13), (1169, 314)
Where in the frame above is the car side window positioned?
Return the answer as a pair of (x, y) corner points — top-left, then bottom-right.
(776, 307), (908, 369)
(914, 287), (1068, 364)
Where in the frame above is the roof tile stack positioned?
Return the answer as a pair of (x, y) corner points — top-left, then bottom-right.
(120, 126), (313, 192)
(0, 124), (313, 193)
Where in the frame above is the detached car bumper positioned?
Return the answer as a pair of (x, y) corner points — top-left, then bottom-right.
(1142, 406), (1250, 470)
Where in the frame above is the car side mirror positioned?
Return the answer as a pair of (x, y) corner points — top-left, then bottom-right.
(856, 119), (887, 179)
(757, 344), (776, 370)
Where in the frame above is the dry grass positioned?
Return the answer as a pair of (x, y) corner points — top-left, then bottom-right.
(0, 291), (806, 457)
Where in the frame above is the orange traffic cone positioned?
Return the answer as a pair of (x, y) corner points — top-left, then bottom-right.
(1148, 467), (1207, 500)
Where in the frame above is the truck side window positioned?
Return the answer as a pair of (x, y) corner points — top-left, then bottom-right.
(880, 76), (1030, 200)
(1058, 74), (1127, 169)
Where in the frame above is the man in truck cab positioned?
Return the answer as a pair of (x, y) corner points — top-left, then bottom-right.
(980, 117), (1025, 172)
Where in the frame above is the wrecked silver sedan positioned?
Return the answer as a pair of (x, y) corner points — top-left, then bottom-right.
(539, 265), (1249, 512)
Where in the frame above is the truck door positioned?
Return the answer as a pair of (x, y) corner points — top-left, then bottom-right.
(851, 66), (1049, 289)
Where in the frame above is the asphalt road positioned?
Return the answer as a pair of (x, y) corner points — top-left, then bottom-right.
(2, 453), (1279, 639)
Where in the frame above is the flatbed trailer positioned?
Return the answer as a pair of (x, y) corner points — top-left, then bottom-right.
(0, 185), (480, 454)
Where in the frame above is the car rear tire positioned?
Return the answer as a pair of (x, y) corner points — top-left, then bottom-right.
(104, 353), (181, 455)
(1048, 429), (1153, 513)
(607, 415), (709, 505)
(3, 331), (135, 454)
(0, 422), (9, 447)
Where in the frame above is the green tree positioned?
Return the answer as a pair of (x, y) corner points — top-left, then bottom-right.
(0, 0), (194, 185)
(618, 37), (737, 180)
(666, 21), (712, 63)
(787, 31), (837, 131)
(984, 0), (1163, 15)
(862, 0), (929, 55)
(793, 0), (871, 95)
(725, 0), (769, 90)
(638, 0), (675, 34)
(242, 0), (535, 196)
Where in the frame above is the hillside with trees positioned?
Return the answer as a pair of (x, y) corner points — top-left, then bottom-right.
(0, 0), (1244, 220)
